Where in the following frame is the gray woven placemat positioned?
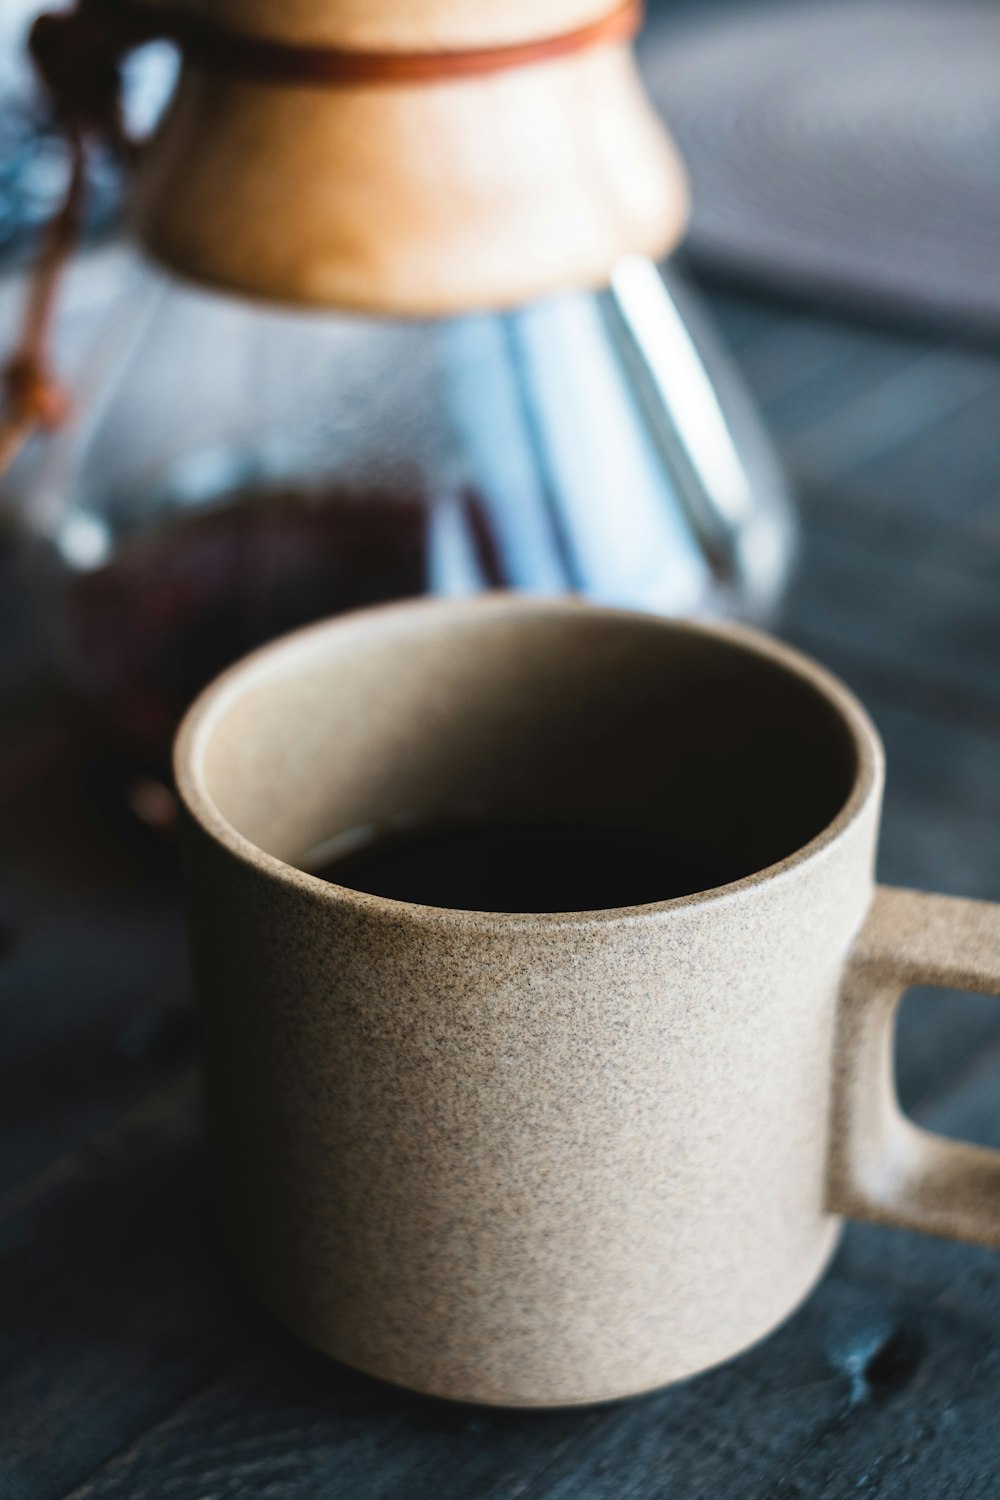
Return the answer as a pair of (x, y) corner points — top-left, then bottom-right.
(643, 0), (1000, 332)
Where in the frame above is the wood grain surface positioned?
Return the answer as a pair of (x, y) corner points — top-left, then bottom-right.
(3, 281), (1000, 1495)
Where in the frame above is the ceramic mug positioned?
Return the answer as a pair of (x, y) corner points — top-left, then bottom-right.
(175, 594), (1000, 1408)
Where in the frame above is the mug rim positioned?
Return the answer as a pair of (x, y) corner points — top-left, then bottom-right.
(174, 593), (883, 929)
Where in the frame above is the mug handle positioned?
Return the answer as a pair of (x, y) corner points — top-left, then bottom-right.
(828, 885), (1000, 1247)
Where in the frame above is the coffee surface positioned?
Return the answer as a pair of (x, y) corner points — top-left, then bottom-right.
(311, 820), (750, 912)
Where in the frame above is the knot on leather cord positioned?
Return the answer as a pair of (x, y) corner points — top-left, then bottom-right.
(0, 0), (147, 470)
(4, 350), (71, 429)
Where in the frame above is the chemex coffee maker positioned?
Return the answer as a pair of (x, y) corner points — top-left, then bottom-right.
(4, 0), (794, 774)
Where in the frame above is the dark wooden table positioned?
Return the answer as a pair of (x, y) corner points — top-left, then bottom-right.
(3, 283), (1000, 1500)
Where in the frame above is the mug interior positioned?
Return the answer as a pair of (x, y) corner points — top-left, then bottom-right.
(181, 599), (868, 907)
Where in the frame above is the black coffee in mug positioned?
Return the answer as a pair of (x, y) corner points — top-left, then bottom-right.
(310, 820), (750, 913)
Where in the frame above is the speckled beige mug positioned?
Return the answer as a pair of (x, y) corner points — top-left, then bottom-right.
(175, 594), (1000, 1408)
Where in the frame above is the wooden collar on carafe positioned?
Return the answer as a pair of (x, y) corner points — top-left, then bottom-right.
(0, 0), (644, 475)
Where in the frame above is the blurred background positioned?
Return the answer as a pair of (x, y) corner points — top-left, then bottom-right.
(3, 2), (1000, 1494)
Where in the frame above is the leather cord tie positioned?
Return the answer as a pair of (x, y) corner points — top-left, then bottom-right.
(0, 0), (643, 475)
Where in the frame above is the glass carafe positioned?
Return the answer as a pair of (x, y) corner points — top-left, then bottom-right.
(21, 247), (793, 775)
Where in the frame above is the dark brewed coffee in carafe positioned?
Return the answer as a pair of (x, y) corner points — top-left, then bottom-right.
(65, 480), (433, 764)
